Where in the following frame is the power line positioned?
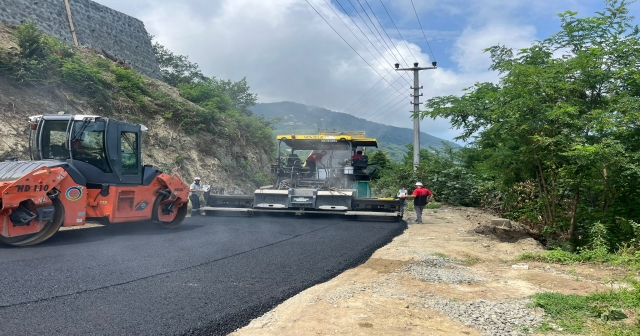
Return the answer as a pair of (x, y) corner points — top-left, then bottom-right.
(321, 0), (412, 91)
(354, 0), (401, 64)
(363, 92), (408, 120)
(362, 0), (413, 68)
(341, 76), (384, 112)
(350, 73), (405, 116)
(359, 90), (404, 120)
(304, 0), (405, 96)
(410, 0), (437, 62)
(336, 0), (414, 86)
(325, 0), (416, 114)
(362, 0), (424, 90)
(378, 0), (418, 62)
(343, 0), (409, 75)
(375, 103), (410, 124)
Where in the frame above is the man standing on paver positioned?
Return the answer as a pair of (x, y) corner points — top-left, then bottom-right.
(401, 182), (434, 224)
(189, 177), (204, 216)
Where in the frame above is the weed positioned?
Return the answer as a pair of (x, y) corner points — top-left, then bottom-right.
(517, 248), (640, 269)
(531, 288), (640, 334)
(425, 202), (442, 209)
(433, 252), (449, 259)
(461, 253), (481, 265)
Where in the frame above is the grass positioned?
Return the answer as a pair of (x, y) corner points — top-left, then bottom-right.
(518, 248), (640, 269)
(426, 202), (442, 209)
(521, 248), (640, 334)
(461, 253), (481, 265)
(531, 287), (640, 335)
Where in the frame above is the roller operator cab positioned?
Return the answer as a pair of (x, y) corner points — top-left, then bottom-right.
(203, 131), (404, 220)
(0, 115), (189, 246)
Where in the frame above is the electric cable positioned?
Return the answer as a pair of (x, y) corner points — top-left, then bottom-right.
(378, 0), (418, 62)
(410, 0), (437, 62)
(304, 0), (406, 96)
(321, 0), (413, 90)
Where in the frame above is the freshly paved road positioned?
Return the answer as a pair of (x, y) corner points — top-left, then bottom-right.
(0, 215), (405, 335)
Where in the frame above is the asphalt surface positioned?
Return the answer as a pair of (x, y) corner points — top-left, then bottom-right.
(0, 214), (406, 335)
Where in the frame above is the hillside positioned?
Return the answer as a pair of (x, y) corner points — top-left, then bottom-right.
(251, 101), (458, 160)
(0, 22), (273, 193)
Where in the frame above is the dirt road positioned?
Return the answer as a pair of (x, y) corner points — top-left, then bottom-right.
(231, 206), (627, 336)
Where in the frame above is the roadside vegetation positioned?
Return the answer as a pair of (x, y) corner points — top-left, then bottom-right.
(530, 286), (640, 335)
(376, 0), (640, 260)
(0, 21), (275, 187)
(371, 1), (640, 333)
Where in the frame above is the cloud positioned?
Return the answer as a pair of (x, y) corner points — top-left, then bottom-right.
(92, 0), (624, 144)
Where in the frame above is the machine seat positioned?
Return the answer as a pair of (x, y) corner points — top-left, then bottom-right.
(286, 154), (302, 168)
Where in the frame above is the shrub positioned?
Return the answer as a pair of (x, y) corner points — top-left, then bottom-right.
(60, 57), (107, 99)
(110, 66), (147, 104)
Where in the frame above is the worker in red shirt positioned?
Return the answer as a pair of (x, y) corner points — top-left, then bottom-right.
(305, 150), (327, 176)
(401, 182), (434, 224)
(351, 150), (363, 161)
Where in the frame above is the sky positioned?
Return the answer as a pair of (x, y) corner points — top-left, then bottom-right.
(95, 0), (639, 143)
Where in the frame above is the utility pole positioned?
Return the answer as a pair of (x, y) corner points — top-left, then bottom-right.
(395, 62), (437, 171)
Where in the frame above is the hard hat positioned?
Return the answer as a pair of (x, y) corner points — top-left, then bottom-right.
(194, 177), (201, 181)
(415, 182), (423, 186)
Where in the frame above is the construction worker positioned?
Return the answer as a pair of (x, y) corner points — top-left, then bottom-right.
(401, 182), (434, 224)
(352, 150), (363, 161)
(189, 177), (204, 216)
(305, 150), (327, 176)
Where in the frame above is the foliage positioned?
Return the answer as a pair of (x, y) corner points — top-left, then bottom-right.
(368, 150), (391, 180)
(517, 221), (640, 268)
(422, 0), (640, 249)
(2, 21), (71, 84)
(150, 39), (273, 149)
(532, 282), (640, 334)
(150, 36), (207, 86)
(59, 55), (109, 103)
(372, 143), (487, 206)
(216, 77), (258, 116)
(110, 66), (147, 104)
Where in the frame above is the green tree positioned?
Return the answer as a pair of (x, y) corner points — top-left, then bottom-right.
(216, 77), (258, 116)
(368, 150), (391, 180)
(150, 37), (207, 86)
(423, 0), (640, 246)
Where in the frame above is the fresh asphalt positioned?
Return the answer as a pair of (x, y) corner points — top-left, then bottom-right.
(0, 214), (406, 335)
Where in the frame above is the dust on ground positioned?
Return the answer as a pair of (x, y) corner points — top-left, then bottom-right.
(230, 206), (631, 336)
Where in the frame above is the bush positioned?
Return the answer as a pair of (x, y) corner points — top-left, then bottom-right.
(6, 21), (68, 83)
(110, 66), (147, 105)
(60, 57), (108, 100)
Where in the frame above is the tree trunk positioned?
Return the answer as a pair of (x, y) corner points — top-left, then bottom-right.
(568, 187), (580, 241)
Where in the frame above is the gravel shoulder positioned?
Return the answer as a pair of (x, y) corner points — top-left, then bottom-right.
(230, 206), (629, 336)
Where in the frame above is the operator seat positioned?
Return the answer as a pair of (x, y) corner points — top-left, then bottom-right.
(353, 155), (368, 170)
(286, 154), (302, 168)
(353, 155), (371, 181)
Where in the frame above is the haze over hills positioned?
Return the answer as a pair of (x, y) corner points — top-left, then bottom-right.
(251, 102), (458, 160)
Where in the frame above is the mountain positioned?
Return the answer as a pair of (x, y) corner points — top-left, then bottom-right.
(251, 101), (458, 161)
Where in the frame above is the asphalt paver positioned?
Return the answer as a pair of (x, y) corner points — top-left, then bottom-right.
(0, 215), (405, 335)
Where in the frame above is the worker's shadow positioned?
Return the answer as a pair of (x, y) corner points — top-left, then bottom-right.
(8, 221), (204, 248)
